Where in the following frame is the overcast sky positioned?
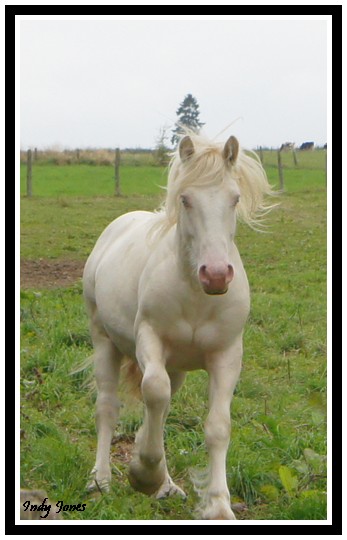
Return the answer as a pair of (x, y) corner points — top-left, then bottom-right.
(20, 18), (328, 150)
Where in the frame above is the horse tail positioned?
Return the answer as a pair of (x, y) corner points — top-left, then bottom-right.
(70, 353), (96, 394)
(120, 357), (143, 400)
(71, 353), (142, 400)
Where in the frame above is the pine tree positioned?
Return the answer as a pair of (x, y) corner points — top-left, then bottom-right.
(171, 94), (205, 146)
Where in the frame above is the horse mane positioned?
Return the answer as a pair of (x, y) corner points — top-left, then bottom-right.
(149, 130), (276, 239)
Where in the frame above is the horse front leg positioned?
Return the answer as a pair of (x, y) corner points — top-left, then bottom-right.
(128, 322), (185, 498)
(198, 340), (243, 520)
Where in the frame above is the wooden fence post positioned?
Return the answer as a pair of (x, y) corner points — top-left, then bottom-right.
(34, 147), (38, 161)
(115, 148), (121, 196)
(259, 146), (264, 165)
(27, 149), (32, 197)
(292, 148), (298, 166)
(277, 149), (284, 191)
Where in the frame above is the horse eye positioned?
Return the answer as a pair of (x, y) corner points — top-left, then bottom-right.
(231, 195), (240, 207)
(181, 195), (192, 208)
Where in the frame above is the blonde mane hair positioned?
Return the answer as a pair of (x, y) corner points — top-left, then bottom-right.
(150, 131), (275, 238)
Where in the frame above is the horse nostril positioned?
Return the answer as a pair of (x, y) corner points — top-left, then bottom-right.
(227, 264), (234, 283)
(198, 265), (210, 286)
(199, 264), (234, 289)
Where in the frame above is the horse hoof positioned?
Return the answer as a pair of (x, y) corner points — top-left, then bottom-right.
(200, 505), (236, 520)
(211, 512), (236, 520)
(203, 512), (236, 521)
(128, 472), (161, 495)
(86, 479), (110, 493)
(128, 460), (166, 495)
(155, 477), (186, 499)
(86, 469), (111, 493)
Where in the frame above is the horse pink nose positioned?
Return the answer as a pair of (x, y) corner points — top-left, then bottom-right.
(198, 264), (234, 295)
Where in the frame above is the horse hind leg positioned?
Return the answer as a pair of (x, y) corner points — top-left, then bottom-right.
(87, 309), (122, 493)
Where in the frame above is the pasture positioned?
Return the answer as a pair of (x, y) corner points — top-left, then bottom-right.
(20, 149), (327, 520)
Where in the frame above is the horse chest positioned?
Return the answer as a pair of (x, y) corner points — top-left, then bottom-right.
(162, 327), (224, 371)
(161, 310), (233, 370)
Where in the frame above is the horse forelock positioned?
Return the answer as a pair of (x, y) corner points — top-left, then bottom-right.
(167, 142), (226, 202)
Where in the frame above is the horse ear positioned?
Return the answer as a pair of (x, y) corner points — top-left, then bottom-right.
(179, 136), (195, 162)
(223, 136), (239, 165)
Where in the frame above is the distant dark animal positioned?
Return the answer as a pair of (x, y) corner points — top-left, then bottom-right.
(280, 142), (295, 152)
(300, 142), (314, 151)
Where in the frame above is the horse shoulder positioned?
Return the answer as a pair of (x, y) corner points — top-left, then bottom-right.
(135, 234), (185, 318)
(83, 211), (156, 312)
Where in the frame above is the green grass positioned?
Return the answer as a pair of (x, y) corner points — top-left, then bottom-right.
(20, 149), (326, 197)
(258, 148), (326, 170)
(20, 164), (167, 197)
(20, 155), (327, 520)
(20, 195), (164, 260)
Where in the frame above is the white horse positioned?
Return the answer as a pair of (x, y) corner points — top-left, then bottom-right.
(83, 132), (273, 520)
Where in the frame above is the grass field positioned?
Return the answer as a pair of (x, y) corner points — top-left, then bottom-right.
(20, 150), (327, 521)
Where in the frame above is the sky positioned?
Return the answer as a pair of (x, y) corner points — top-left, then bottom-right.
(20, 17), (328, 150)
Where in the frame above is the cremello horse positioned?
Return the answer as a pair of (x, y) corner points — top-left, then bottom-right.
(83, 132), (273, 520)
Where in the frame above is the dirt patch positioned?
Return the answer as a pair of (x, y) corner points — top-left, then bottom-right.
(110, 434), (135, 464)
(21, 259), (85, 289)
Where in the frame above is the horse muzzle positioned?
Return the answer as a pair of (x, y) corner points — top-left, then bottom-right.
(198, 264), (234, 295)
